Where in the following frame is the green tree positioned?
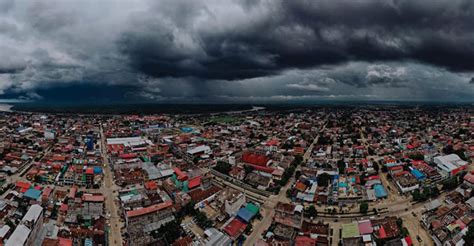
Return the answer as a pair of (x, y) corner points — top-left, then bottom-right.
(295, 170), (302, 180)
(442, 176), (458, 190)
(337, 160), (346, 174)
(244, 223), (253, 234)
(244, 165), (254, 176)
(454, 149), (468, 161)
(286, 189), (293, 198)
(396, 218), (403, 228)
(152, 220), (183, 243)
(400, 227), (409, 237)
(430, 186), (440, 197)
(421, 187), (431, 201)
(373, 161), (380, 173)
(464, 223), (474, 244)
(194, 211), (213, 229)
(294, 155), (303, 165)
(214, 161), (232, 175)
(76, 214), (84, 224)
(317, 173), (331, 187)
(412, 189), (421, 202)
(306, 205), (318, 218)
(408, 152), (425, 161)
(359, 202), (369, 214)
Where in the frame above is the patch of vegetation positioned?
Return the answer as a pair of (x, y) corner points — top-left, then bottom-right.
(411, 186), (440, 202)
(359, 202), (369, 214)
(151, 220), (183, 243)
(214, 161), (232, 175)
(305, 205), (318, 218)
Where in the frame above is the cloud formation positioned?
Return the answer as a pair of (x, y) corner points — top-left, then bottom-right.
(0, 0), (473, 102)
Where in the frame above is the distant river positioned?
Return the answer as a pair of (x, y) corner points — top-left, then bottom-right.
(0, 104), (13, 112)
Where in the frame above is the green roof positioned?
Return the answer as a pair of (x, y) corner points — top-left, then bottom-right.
(245, 203), (259, 215)
(342, 223), (360, 238)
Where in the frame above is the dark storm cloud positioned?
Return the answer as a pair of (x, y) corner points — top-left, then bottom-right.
(118, 0), (474, 81)
(470, 78), (474, 84)
(0, 0), (473, 102)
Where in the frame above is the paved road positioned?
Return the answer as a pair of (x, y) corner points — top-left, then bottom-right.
(100, 124), (124, 246)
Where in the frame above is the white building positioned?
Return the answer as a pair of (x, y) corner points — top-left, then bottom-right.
(187, 145), (212, 156)
(106, 136), (153, 147)
(225, 193), (246, 216)
(434, 154), (468, 177)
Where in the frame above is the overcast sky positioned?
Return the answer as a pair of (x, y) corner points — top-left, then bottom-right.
(0, 0), (473, 103)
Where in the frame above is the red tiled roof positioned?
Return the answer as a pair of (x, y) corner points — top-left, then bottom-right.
(126, 200), (173, 218)
(295, 182), (307, 192)
(242, 152), (270, 166)
(265, 139), (279, 146)
(42, 187), (52, 198)
(82, 194), (105, 202)
(85, 167), (94, 175)
(295, 236), (316, 246)
(464, 173), (474, 184)
(173, 167), (188, 181)
(172, 236), (193, 246)
(53, 155), (66, 161)
(58, 237), (73, 246)
(378, 226), (387, 239)
(145, 180), (158, 190)
(188, 186), (221, 202)
(368, 175), (380, 180)
(293, 147), (305, 154)
(188, 176), (201, 189)
(16, 181), (31, 189)
(223, 218), (247, 238)
(119, 153), (137, 159)
(244, 163), (275, 173)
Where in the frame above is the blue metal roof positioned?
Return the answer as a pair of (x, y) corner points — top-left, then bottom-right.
(374, 184), (387, 198)
(411, 168), (426, 180)
(23, 188), (41, 200)
(236, 207), (254, 223)
(93, 166), (103, 174)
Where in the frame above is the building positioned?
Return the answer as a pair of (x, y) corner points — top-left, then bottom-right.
(274, 202), (303, 229)
(434, 154), (468, 177)
(203, 228), (232, 246)
(463, 173), (474, 188)
(6, 204), (44, 246)
(125, 200), (175, 245)
(224, 193), (246, 216)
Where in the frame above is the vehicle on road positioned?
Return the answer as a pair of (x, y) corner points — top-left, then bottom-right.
(416, 235), (422, 242)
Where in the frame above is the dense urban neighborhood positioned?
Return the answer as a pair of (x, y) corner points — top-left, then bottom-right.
(0, 106), (472, 246)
